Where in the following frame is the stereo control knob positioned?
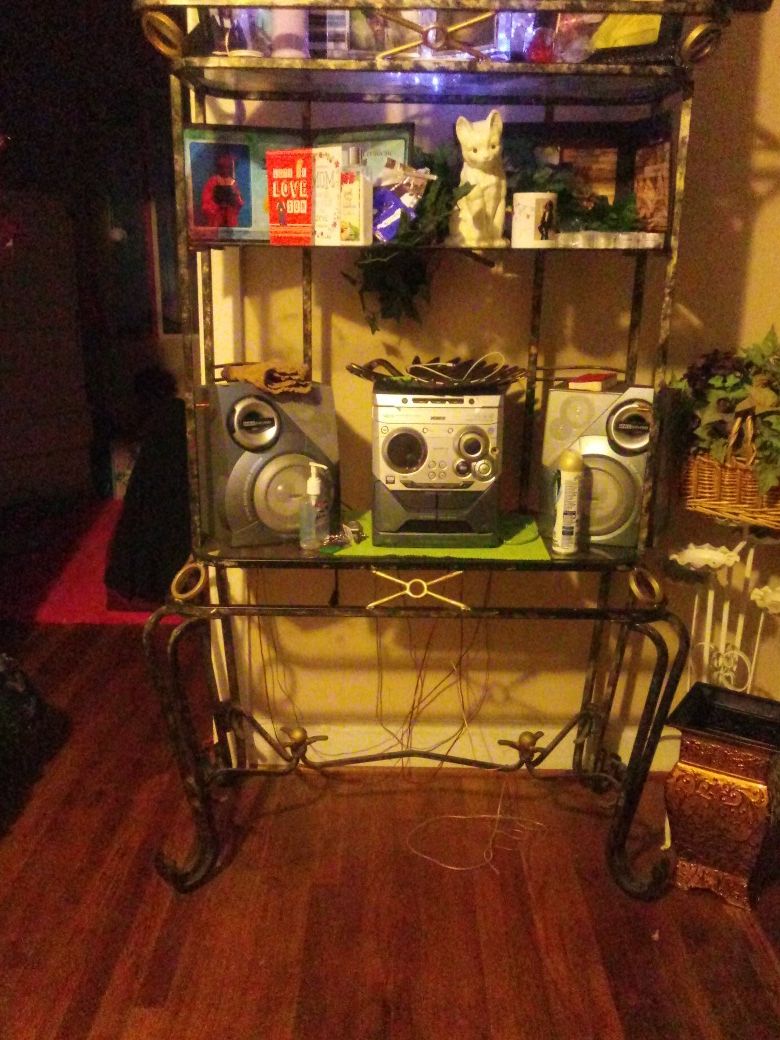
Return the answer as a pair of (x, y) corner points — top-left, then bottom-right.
(473, 459), (493, 480)
(456, 428), (489, 460)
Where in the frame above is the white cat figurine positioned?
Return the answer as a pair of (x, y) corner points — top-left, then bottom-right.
(447, 109), (508, 249)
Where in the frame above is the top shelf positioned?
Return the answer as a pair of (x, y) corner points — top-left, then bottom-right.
(171, 57), (691, 107)
(134, 1), (773, 108)
(132, 0), (770, 12)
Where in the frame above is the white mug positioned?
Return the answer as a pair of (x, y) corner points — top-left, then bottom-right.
(511, 192), (557, 248)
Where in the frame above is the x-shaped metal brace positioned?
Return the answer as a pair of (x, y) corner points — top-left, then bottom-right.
(375, 11), (496, 61)
(367, 569), (470, 611)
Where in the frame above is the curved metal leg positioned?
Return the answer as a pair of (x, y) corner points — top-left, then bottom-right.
(573, 573), (612, 779)
(144, 610), (225, 893)
(606, 613), (689, 900)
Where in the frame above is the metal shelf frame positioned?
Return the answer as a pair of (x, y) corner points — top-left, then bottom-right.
(143, 580), (689, 896)
(132, 0), (770, 896)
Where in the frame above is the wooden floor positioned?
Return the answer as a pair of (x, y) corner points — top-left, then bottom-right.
(1, 622), (779, 1040)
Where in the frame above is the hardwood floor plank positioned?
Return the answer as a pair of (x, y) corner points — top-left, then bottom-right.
(562, 783), (732, 1040)
(0, 625), (778, 1040)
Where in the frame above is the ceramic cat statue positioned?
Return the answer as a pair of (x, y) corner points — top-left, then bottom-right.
(447, 109), (508, 249)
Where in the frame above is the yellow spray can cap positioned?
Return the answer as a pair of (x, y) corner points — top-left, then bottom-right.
(558, 449), (584, 472)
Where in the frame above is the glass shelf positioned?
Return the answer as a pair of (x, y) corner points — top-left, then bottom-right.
(195, 536), (639, 571)
(174, 56), (690, 107)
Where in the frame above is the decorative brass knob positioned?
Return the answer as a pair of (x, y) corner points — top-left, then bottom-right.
(517, 730), (543, 752)
(284, 726), (309, 749)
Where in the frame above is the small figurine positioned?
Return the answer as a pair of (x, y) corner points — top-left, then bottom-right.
(447, 109), (508, 249)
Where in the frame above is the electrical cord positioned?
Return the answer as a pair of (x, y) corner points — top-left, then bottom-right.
(406, 774), (546, 874)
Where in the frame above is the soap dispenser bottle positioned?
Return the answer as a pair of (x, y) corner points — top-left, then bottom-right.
(299, 462), (330, 552)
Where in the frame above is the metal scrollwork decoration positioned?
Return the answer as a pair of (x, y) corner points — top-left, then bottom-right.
(366, 569), (470, 611)
(374, 10), (496, 61)
(628, 565), (664, 607)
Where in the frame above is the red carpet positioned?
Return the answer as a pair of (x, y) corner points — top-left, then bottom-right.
(0, 499), (161, 625)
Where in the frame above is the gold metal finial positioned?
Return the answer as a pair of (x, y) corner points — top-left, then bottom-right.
(628, 566), (663, 606)
(141, 11), (184, 59)
(284, 726), (309, 749)
(170, 560), (207, 602)
(681, 22), (724, 65)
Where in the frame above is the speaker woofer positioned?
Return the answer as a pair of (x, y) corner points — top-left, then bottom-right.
(252, 452), (328, 534)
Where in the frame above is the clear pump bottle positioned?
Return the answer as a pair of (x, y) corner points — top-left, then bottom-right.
(299, 462), (330, 552)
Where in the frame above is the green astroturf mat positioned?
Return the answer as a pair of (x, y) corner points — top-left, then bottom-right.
(324, 512), (551, 561)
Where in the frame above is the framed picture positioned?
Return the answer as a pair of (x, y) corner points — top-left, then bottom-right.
(503, 116), (672, 231)
(183, 126), (303, 243)
(312, 123), (414, 183)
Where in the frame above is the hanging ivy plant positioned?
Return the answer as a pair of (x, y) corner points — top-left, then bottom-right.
(343, 145), (470, 333)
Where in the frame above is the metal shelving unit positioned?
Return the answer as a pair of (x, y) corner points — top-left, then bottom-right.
(133, 1), (770, 895)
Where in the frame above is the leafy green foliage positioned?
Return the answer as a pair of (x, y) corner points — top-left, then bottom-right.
(673, 328), (780, 495)
(343, 144), (469, 332)
(744, 325), (780, 380)
(580, 192), (641, 232)
(502, 136), (641, 232)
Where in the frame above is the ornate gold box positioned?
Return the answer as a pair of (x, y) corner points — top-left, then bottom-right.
(665, 682), (780, 908)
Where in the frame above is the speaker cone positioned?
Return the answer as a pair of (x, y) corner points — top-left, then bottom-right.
(581, 454), (639, 538)
(252, 452), (318, 533)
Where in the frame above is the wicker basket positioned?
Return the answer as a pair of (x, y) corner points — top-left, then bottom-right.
(681, 414), (780, 529)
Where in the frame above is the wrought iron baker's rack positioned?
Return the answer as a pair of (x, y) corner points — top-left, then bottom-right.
(133, 0), (770, 894)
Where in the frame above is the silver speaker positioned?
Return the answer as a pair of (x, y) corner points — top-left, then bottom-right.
(538, 386), (654, 548)
(197, 381), (340, 548)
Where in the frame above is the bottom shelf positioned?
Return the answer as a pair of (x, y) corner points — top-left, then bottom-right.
(196, 512), (640, 572)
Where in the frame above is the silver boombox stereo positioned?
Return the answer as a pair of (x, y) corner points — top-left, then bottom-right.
(538, 385), (654, 549)
(372, 388), (504, 547)
(196, 381), (340, 548)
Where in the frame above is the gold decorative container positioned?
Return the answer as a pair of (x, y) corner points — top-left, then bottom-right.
(665, 682), (780, 908)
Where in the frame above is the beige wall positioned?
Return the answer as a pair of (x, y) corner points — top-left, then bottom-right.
(206, 8), (780, 768)
(664, 4), (780, 704)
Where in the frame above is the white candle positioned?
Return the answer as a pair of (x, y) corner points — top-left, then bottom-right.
(718, 596), (730, 675)
(688, 589), (700, 691)
(734, 544), (755, 654)
(748, 610), (765, 694)
(702, 582), (715, 682)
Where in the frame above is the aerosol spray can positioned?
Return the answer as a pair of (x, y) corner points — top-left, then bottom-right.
(551, 449), (584, 555)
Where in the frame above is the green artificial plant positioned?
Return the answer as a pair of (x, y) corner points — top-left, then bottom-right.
(343, 144), (471, 333)
(673, 327), (780, 495)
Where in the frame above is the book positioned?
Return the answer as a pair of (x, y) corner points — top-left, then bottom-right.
(313, 145), (343, 246)
(340, 148), (373, 245)
(266, 148), (313, 245)
(567, 372), (619, 391)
